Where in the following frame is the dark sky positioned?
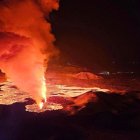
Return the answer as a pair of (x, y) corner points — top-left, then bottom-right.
(51, 0), (140, 71)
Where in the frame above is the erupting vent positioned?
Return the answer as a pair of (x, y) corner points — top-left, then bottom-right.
(0, 0), (59, 107)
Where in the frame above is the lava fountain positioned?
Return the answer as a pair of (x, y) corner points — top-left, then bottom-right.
(39, 76), (47, 109)
(0, 0), (59, 108)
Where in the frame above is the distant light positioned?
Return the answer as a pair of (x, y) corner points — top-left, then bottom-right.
(99, 71), (110, 75)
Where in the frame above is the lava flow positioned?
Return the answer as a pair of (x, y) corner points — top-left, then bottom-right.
(0, 68), (112, 113)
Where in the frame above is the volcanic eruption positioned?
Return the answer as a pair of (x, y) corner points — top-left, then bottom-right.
(0, 0), (138, 114)
(0, 0), (59, 108)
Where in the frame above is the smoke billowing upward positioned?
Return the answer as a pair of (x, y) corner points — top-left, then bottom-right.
(0, 0), (59, 104)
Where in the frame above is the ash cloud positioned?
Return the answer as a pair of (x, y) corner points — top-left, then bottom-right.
(0, 0), (59, 104)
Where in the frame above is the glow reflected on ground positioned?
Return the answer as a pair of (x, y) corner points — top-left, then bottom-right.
(0, 81), (109, 113)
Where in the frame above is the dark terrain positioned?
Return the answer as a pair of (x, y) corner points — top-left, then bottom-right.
(0, 90), (140, 140)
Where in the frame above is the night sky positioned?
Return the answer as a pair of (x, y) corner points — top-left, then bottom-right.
(51, 0), (140, 72)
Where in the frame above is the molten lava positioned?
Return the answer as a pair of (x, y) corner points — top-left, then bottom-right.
(38, 76), (47, 109)
(39, 101), (44, 110)
(41, 77), (47, 103)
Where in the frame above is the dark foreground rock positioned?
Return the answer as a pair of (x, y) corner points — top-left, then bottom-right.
(0, 91), (140, 140)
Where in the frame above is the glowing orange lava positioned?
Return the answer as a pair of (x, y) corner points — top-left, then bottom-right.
(42, 77), (47, 101)
(39, 101), (44, 109)
(38, 76), (47, 109)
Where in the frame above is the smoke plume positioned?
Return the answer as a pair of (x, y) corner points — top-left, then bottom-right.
(0, 0), (59, 104)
